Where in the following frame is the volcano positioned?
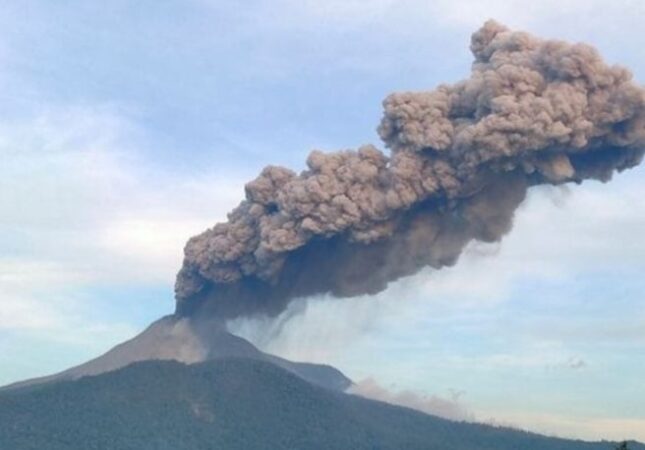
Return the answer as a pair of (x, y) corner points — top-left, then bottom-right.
(2, 316), (351, 393)
(3, 19), (643, 449)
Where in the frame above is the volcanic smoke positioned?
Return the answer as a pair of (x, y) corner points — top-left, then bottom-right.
(175, 21), (644, 321)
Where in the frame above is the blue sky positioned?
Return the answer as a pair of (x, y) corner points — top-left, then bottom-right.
(1, 0), (644, 441)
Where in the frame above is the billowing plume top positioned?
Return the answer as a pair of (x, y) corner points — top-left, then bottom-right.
(175, 21), (644, 320)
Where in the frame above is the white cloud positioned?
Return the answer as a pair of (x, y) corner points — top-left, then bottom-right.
(0, 104), (246, 374)
(0, 259), (88, 331)
(0, 104), (245, 282)
(424, 0), (644, 30)
(348, 377), (474, 422)
(237, 0), (645, 40)
(445, 347), (588, 372)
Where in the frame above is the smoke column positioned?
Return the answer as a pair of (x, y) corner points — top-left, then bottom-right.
(175, 21), (644, 320)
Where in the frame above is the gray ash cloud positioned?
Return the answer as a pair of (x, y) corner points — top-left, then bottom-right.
(175, 20), (644, 320)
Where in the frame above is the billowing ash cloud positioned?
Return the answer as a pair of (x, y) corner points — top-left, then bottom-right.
(175, 20), (644, 320)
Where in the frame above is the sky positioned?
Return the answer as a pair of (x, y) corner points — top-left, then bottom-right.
(1, 0), (644, 442)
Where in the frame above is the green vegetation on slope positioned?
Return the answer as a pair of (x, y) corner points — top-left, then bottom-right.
(0, 358), (641, 450)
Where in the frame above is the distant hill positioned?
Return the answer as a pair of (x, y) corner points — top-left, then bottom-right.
(1, 358), (641, 450)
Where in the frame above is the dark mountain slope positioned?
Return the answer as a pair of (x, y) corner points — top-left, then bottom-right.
(0, 358), (641, 450)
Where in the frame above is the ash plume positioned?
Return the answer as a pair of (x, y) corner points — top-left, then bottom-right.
(175, 20), (644, 320)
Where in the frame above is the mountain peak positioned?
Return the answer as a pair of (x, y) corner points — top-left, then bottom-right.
(2, 316), (351, 393)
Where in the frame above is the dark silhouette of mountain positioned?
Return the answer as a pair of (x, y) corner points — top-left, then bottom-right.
(1, 358), (641, 450)
(2, 316), (350, 393)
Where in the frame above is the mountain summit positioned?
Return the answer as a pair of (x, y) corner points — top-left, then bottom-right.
(2, 316), (350, 393)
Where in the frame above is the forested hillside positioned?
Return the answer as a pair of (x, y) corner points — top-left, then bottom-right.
(0, 358), (641, 450)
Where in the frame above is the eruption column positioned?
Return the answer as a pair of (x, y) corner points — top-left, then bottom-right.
(175, 21), (644, 320)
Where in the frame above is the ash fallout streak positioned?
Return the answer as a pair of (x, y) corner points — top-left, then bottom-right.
(175, 21), (644, 321)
